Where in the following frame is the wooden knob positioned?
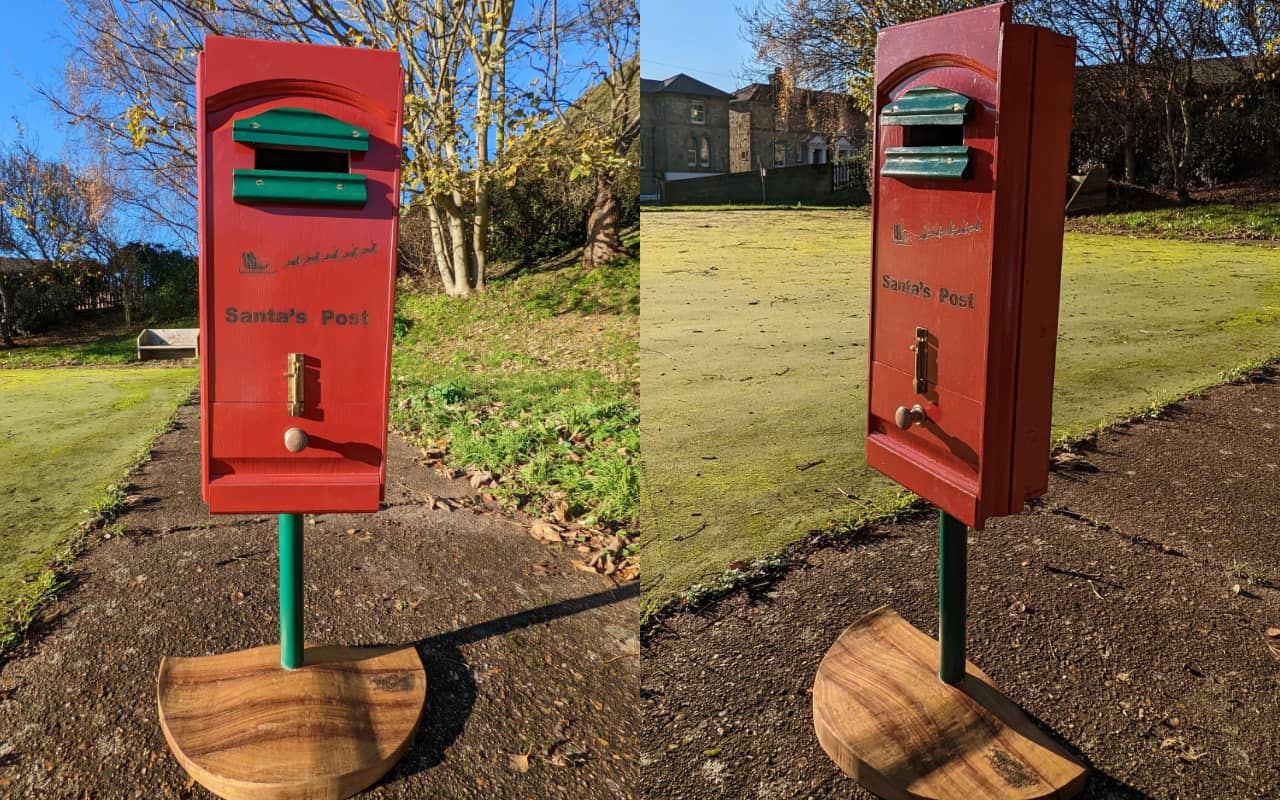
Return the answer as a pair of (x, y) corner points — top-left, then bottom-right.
(893, 404), (926, 430)
(284, 427), (308, 453)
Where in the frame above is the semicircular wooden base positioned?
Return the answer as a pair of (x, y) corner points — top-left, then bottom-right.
(158, 643), (426, 800)
(813, 606), (1086, 800)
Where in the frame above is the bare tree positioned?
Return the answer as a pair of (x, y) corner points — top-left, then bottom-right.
(739, 0), (988, 110)
(1026, 0), (1156, 182)
(567, 0), (639, 269)
(53, 0), (553, 297)
(0, 143), (100, 344)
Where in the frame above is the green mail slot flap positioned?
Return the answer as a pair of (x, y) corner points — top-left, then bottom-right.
(232, 169), (368, 206)
(233, 107), (369, 151)
(881, 146), (971, 180)
(880, 86), (974, 126)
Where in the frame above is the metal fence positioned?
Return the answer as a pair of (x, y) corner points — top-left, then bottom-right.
(832, 161), (855, 191)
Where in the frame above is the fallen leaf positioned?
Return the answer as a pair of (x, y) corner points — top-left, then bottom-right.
(346, 528), (357, 535)
(1266, 627), (1280, 638)
(124, 494), (145, 507)
(1232, 583), (1242, 595)
(229, 591), (245, 603)
(531, 521), (562, 544)
(1116, 671), (1131, 682)
(552, 501), (570, 523)
(508, 753), (529, 773)
(469, 471), (494, 489)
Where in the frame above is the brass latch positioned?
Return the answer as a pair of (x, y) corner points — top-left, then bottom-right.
(910, 327), (928, 394)
(285, 353), (305, 416)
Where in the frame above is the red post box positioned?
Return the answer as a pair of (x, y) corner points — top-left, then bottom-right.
(865, 3), (1076, 529)
(196, 36), (404, 514)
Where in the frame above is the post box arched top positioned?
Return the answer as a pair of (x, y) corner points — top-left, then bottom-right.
(204, 79), (399, 128)
(878, 55), (997, 104)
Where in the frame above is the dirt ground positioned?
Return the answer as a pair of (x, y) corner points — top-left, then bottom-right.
(0, 402), (639, 798)
(641, 368), (1280, 800)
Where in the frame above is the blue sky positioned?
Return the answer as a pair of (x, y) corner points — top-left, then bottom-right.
(0, 2), (70, 161)
(640, 0), (760, 92)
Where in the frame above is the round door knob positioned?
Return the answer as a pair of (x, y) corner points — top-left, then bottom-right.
(284, 427), (308, 453)
(894, 404), (926, 430)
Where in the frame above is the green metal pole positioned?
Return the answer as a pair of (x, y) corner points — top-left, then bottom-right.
(279, 512), (303, 670)
(938, 509), (967, 685)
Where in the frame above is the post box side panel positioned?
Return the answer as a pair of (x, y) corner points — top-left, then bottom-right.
(197, 53), (211, 505)
(1009, 29), (1076, 507)
(974, 22), (1036, 524)
(376, 65), (406, 498)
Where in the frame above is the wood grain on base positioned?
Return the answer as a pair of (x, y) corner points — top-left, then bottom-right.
(158, 643), (426, 800)
(813, 607), (1086, 800)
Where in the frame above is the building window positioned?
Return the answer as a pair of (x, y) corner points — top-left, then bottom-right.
(639, 138), (646, 169)
(687, 137), (697, 167)
(699, 137), (710, 167)
(691, 101), (705, 125)
(773, 142), (786, 167)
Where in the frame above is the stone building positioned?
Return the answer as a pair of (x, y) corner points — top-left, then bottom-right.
(728, 80), (867, 174)
(639, 74), (732, 200)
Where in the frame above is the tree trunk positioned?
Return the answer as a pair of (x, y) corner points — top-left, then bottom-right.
(1176, 98), (1192, 202)
(1162, 95), (1185, 199)
(425, 202), (457, 295)
(582, 182), (626, 270)
(446, 207), (472, 298)
(0, 279), (14, 346)
(1122, 114), (1137, 183)
(122, 277), (133, 328)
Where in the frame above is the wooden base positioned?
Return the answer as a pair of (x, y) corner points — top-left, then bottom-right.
(813, 607), (1086, 800)
(158, 643), (426, 800)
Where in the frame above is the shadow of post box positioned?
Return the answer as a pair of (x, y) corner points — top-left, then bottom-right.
(865, 3), (1076, 529)
(197, 37), (404, 514)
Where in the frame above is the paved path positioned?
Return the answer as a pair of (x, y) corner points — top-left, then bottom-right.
(642, 368), (1280, 800)
(0, 402), (639, 798)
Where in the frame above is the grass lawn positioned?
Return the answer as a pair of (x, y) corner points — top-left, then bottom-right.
(0, 311), (198, 368)
(1069, 201), (1280, 240)
(0, 367), (196, 617)
(640, 207), (1280, 611)
(391, 231), (639, 535)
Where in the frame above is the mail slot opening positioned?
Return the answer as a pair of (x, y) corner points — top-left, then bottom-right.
(254, 147), (349, 173)
(903, 125), (963, 148)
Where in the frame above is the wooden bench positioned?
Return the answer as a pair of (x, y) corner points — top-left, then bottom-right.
(1066, 166), (1109, 213)
(137, 328), (199, 360)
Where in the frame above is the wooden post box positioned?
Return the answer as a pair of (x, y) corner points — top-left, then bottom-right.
(865, 3), (1076, 528)
(196, 36), (404, 514)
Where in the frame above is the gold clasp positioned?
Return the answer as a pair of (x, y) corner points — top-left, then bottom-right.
(285, 353), (305, 416)
(909, 327), (928, 395)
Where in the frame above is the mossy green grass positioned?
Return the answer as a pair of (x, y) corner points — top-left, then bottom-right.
(640, 208), (1280, 610)
(0, 368), (196, 604)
